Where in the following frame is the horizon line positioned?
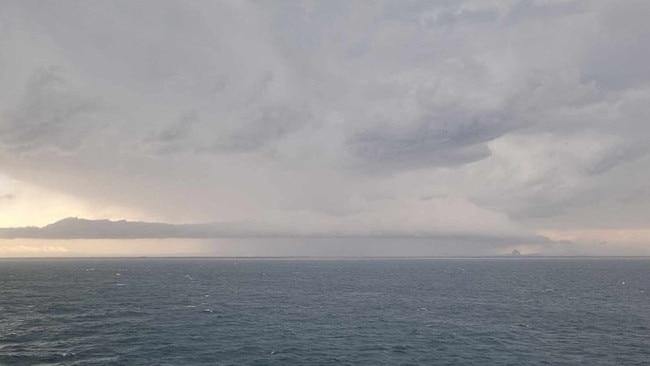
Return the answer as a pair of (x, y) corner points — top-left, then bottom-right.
(2, 255), (650, 260)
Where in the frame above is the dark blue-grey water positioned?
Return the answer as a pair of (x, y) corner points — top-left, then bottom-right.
(0, 258), (648, 365)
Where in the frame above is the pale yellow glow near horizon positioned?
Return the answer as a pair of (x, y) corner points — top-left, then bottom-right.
(2, 178), (650, 257)
(0, 179), (146, 228)
(0, 239), (215, 257)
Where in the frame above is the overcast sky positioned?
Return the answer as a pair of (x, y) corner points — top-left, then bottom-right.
(1, 0), (650, 256)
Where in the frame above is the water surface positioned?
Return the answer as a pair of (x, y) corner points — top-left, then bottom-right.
(1, 258), (648, 365)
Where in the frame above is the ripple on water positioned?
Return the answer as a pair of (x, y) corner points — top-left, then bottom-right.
(0, 258), (649, 365)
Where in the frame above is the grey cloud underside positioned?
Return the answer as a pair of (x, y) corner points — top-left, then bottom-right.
(207, 104), (312, 153)
(150, 111), (198, 144)
(348, 111), (521, 172)
(1, 67), (103, 153)
(144, 104), (312, 156)
(584, 145), (649, 177)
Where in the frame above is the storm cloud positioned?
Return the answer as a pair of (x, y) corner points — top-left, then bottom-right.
(1, 0), (650, 255)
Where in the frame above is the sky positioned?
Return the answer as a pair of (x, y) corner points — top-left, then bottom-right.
(1, 0), (650, 256)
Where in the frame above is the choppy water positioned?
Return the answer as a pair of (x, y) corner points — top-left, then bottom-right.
(0, 258), (648, 365)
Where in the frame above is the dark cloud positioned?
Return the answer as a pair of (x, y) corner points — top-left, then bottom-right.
(207, 104), (312, 153)
(584, 144), (649, 176)
(154, 111), (198, 143)
(348, 110), (520, 173)
(0, 67), (102, 153)
(144, 110), (199, 154)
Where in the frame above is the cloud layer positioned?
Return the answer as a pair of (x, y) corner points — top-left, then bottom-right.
(1, 0), (650, 255)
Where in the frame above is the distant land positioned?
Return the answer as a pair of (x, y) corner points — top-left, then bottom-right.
(0, 217), (548, 244)
(0, 217), (235, 239)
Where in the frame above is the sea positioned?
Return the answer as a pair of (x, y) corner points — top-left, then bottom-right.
(0, 258), (648, 365)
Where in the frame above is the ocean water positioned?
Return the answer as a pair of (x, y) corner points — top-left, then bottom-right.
(0, 258), (648, 365)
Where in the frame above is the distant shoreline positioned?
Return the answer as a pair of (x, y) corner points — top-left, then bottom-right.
(2, 256), (649, 260)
